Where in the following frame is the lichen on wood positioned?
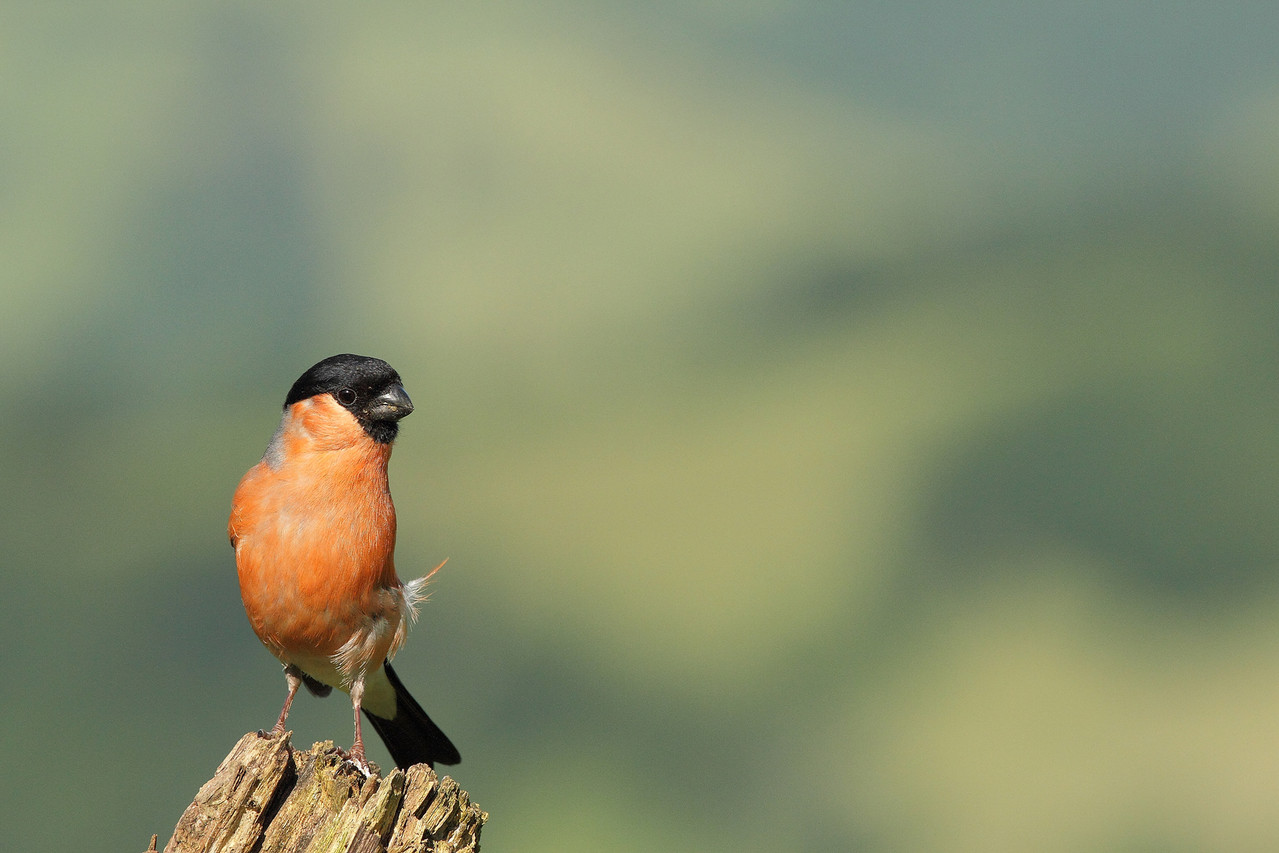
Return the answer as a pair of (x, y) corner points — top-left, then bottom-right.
(153, 731), (485, 853)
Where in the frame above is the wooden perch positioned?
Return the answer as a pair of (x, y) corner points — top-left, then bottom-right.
(150, 731), (485, 853)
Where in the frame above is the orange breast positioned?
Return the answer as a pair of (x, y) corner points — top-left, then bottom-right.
(230, 395), (401, 662)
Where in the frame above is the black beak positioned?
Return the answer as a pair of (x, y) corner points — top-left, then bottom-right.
(369, 383), (414, 421)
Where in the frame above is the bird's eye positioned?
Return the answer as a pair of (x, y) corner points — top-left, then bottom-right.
(337, 387), (357, 406)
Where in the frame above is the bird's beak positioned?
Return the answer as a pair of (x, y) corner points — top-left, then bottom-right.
(369, 383), (414, 421)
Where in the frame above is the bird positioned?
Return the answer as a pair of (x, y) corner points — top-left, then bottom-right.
(228, 353), (460, 772)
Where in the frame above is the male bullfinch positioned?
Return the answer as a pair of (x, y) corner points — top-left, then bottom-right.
(229, 354), (460, 772)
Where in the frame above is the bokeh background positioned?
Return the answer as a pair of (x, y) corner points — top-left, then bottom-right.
(4, 3), (1279, 851)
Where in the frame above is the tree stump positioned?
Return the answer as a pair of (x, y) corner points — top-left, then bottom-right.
(149, 731), (485, 853)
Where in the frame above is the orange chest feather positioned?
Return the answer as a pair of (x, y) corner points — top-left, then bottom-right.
(230, 399), (401, 654)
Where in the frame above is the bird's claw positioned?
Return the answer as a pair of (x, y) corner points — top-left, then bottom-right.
(333, 745), (376, 778)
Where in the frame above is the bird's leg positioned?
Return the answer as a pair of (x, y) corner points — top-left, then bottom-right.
(346, 675), (373, 775)
(269, 664), (304, 736)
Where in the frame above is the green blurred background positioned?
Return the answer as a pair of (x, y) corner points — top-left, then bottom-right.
(4, 3), (1279, 851)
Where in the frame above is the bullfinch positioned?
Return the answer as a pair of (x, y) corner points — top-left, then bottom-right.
(229, 353), (460, 772)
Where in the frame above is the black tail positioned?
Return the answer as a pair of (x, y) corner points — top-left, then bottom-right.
(363, 662), (461, 769)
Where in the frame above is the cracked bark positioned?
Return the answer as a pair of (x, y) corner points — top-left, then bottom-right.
(148, 731), (485, 853)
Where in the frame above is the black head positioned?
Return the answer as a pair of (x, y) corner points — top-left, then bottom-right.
(285, 354), (414, 444)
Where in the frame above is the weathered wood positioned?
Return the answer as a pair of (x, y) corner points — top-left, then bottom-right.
(154, 732), (485, 853)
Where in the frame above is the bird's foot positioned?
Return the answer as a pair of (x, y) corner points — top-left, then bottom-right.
(335, 744), (376, 778)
